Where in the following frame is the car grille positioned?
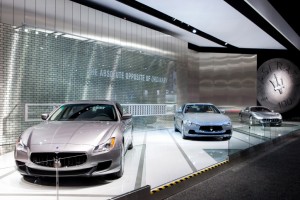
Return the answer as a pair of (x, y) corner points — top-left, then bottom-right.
(200, 126), (223, 132)
(261, 119), (281, 123)
(30, 152), (87, 168)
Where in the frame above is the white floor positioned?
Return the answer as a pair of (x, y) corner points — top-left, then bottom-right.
(1, 122), (299, 200)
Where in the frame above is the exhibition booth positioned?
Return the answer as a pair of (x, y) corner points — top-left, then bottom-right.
(0, 1), (299, 199)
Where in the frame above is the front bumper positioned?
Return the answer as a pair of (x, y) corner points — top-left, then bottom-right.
(182, 124), (232, 138)
(255, 118), (282, 126)
(14, 145), (122, 177)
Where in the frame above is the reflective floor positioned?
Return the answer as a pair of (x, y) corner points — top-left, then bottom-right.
(0, 121), (299, 200)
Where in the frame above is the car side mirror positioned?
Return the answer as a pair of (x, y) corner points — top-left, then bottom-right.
(122, 113), (132, 120)
(219, 109), (225, 114)
(176, 109), (182, 113)
(41, 113), (49, 120)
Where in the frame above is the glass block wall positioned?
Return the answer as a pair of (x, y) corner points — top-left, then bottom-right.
(0, 22), (182, 149)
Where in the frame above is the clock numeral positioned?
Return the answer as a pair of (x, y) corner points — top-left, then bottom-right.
(260, 96), (268, 102)
(278, 98), (293, 109)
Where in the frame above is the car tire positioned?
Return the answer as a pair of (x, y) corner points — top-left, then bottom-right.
(174, 124), (179, 132)
(111, 143), (125, 179)
(128, 139), (133, 150)
(181, 123), (187, 139)
(128, 131), (133, 150)
(249, 116), (254, 126)
(239, 114), (243, 122)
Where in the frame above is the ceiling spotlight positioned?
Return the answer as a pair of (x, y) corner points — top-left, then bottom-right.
(192, 29), (197, 33)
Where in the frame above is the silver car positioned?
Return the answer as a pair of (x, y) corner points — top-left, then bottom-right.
(239, 106), (282, 126)
(174, 103), (232, 140)
(15, 100), (133, 178)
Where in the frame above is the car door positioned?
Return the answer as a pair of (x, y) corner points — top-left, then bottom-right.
(116, 103), (132, 149)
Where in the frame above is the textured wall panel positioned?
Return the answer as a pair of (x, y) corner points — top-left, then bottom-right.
(45, 0), (55, 30)
(64, 0), (72, 33)
(80, 5), (88, 36)
(72, 2), (80, 34)
(1, 0), (13, 24)
(88, 8), (95, 36)
(95, 10), (102, 37)
(55, 0), (64, 32)
(13, 0), (25, 26)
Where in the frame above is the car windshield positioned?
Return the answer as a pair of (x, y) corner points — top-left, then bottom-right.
(184, 104), (220, 114)
(250, 107), (271, 112)
(49, 104), (118, 121)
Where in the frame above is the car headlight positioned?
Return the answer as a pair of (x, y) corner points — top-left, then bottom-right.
(278, 114), (282, 120)
(16, 137), (27, 152)
(223, 122), (232, 127)
(183, 120), (193, 126)
(93, 137), (116, 153)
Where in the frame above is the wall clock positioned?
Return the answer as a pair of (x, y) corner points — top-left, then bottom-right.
(257, 58), (300, 113)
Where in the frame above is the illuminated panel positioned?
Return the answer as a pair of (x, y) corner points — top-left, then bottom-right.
(257, 58), (300, 112)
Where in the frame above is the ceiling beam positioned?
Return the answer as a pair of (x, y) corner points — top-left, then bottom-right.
(224, 0), (299, 52)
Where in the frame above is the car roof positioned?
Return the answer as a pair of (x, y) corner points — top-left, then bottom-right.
(249, 106), (267, 108)
(60, 100), (117, 105)
(185, 103), (214, 106)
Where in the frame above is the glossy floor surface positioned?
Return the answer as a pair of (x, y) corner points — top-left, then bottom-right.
(0, 121), (299, 200)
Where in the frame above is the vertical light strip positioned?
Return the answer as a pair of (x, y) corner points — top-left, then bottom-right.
(1, 31), (19, 136)
(0, 0), (2, 22)
(82, 45), (96, 100)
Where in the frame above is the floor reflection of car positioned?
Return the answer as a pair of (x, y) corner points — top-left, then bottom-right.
(239, 106), (282, 126)
(174, 103), (232, 140)
(15, 100), (133, 179)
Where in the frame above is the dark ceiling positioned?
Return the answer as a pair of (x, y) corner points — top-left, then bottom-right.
(268, 0), (300, 36)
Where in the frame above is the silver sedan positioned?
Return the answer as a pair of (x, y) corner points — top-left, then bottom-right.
(15, 100), (133, 178)
(174, 103), (232, 140)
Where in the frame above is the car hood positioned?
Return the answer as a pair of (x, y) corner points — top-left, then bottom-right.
(22, 121), (119, 147)
(252, 112), (280, 117)
(184, 113), (231, 125)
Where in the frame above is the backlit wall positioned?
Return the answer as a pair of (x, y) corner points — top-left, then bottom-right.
(0, 0), (257, 150)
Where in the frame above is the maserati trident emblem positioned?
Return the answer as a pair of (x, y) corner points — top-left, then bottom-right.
(210, 127), (213, 131)
(53, 158), (62, 168)
(269, 73), (284, 94)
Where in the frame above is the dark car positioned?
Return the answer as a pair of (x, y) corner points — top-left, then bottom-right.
(239, 106), (282, 126)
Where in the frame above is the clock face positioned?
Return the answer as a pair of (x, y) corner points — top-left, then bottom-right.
(257, 58), (300, 113)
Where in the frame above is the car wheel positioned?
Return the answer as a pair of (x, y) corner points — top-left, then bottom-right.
(174, 123), (179, 132)
(174, 118), (179, 132)
(181, 123), (187, 139)
(128, 131), (133, 150)
(112, 143), (125, 179)
(249, 116), (254, 126)
(239, 114), (243, 122)
(128, 139), (133, 150)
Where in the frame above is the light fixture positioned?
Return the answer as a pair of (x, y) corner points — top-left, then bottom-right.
(62, 34), (88, 41)
(192, 29), (197, 33)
